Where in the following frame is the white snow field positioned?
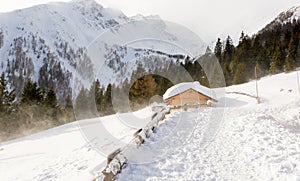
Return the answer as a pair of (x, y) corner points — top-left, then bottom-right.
(118, 71), (300, 180)
(0, 107), (153, 181)
(1, 71), (300, 181)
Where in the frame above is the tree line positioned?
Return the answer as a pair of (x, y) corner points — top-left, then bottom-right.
(2, 18), (300, 141)
(214, 19), (300, 85)
(0, 73), (74, 141)
(74, 63), (174, 119)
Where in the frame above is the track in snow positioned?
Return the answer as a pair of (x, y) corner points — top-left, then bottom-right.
(118, 72), (300, 180)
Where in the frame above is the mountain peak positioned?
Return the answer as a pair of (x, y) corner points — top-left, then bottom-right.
(289, 5), (300, 20)
(258, 4), (300, 34)
(72, 0), (97, 3)
(277, 5), (300, 22)
(71, 0), (103, 8)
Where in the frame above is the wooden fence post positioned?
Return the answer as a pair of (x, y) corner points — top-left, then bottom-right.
(255, 66), (260, 103)
(297, 70), (300, 94)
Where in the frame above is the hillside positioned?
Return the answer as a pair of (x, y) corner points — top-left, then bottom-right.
(1, 2), (300, 181)
(259, 5), (300, 33)
(0, 107), (153, 181)
(213, 4), (300, 86)
(1, 70), (299, 181)
(118, 71), (300, 180)
(0, 0), (206, 100)
(0, 0), (207, 141)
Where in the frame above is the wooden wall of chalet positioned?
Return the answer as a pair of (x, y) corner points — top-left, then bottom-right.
(166, 89), (211, 106)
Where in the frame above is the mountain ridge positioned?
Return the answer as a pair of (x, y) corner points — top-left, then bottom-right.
(0, 0), (205, 101)
(258, 4), (300, 34)
(0, 1), (300, 102)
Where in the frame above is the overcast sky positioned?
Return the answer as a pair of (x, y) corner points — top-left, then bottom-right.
(1, 0), (299, 43)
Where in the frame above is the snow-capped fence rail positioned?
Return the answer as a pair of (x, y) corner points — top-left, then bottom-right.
(97, 106), (171, 181)
(226, 91), (260, 103)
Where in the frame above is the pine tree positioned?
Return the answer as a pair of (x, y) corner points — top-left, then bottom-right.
(214, 38), (222, 60)
(102, 84), (114, 115)
(233, 62), (247, 84)
(222, 36), (235, 84)
(75, 86), (89, 112)
(21, 80), (43, 105)
(239, 31), (245, 44)
(94, 79), (103, 112)
(154, 76), (172, 96)
(224, 36), (235, 63)
(87, 79), (104, 115)
(0, 73), (16, 112)
(65, 94), (73, 110)
(270, 46), (284, 74)
(45, 85), (57, 108)
(285, 34), (298, 72)
(129, 75), (157, 107)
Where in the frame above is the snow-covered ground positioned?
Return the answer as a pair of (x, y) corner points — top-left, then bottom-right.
(0, 107), (152, 181)
(118, 71), (300, 180)
(1, 71), (300, 181)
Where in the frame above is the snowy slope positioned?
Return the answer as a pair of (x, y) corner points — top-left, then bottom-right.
(259, 5), (300, 33)
(118, 71), (300, 180)
(1, 71), (299, 181)
(0, 107), (153, 181)
(0, 0), (206, 99)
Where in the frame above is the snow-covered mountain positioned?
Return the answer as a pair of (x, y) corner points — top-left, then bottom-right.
(258, 5), (300, 33)
(0, 0), (206, 100)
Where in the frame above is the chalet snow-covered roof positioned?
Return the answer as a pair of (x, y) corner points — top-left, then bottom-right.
(163, 81), (217, 101)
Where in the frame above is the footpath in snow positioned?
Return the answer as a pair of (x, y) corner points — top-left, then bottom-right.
(118, 71), (300, 180)
(0, 71), (300, 180)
